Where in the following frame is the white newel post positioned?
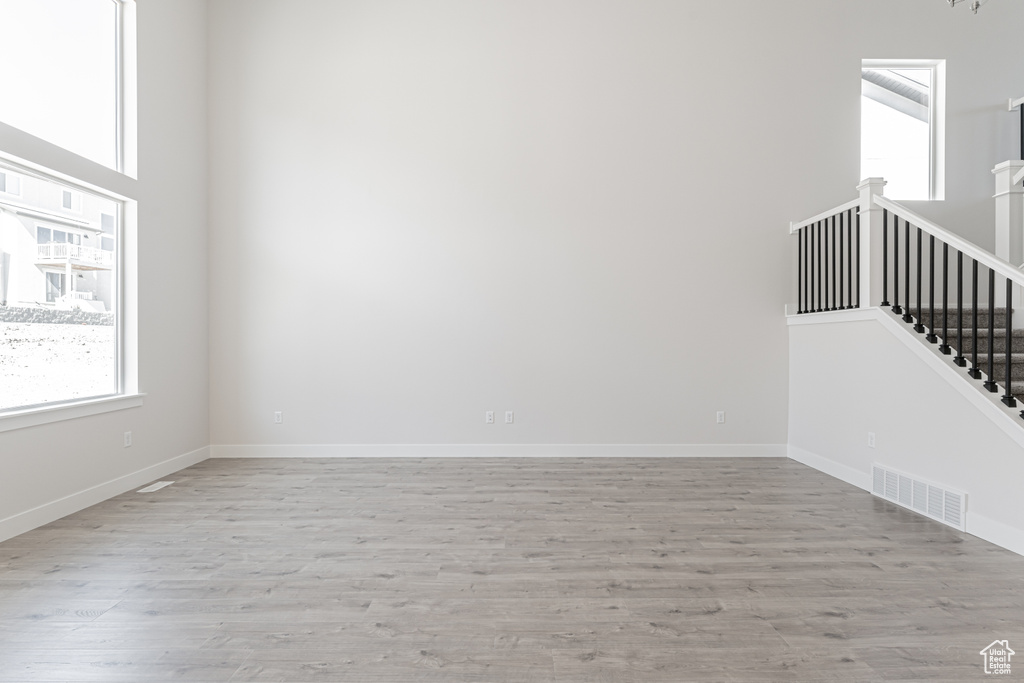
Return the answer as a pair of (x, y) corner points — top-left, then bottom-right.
(992, 160), (1024, 316)
(993, 160), (1024, 266)
(857, 177), (887, 309)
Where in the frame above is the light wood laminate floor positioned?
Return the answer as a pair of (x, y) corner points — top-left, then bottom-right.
(1, 457), (1022, 682)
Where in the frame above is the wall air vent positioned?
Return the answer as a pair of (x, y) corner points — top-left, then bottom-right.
(871, 464), (966, 531)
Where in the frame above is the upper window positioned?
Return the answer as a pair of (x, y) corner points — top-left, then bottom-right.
(0, 170), (20, 196)
(861, 60), (945, 201)
(0, 0), (126, 171)
(61, 189), (83, 213)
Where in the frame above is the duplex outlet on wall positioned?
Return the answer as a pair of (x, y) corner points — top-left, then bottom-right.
(123, 431), (132, 448)
(485, 411), (494, 424)
(274, 411), (283, 424)
(868, 432), (876, 448)
(716, 411), (726, 424)
(505, 410), (514, 424)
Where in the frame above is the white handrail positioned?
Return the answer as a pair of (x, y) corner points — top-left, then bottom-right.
(789, 198), (861, 234)
(874, 195), (1024, 288)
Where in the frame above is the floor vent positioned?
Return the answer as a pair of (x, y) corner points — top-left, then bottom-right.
(871, 464), (966, 531)
(137, 481), (174, 493)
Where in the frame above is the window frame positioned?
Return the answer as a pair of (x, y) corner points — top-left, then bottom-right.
(861, 58), (946, 201)
(0, 0), (140, 431)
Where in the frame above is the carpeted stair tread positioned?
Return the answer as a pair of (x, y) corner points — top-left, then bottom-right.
(909, 328), (1024, 354)
(908, 307), (1012, 327)
(965, 356), (1024, 380)
(891, 308), (1024, 407)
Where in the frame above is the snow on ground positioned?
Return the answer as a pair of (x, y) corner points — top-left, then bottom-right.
(0, 322), (116, 411)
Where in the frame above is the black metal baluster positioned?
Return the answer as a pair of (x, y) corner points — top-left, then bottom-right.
(939, 243), (951, 354)
(831, 214), (837, 311)
(1003, 279), (1016, 406)
(847, 208), (854, 309)
(817, 220), (823, 312)
(855, 209), (860, 308)
(881, 209), (889, 307)
(954, 251), (967, 367)
(797, 230), (803, 314)
(903, 219), (913, 323)
(838, 212), (844, 309)
(893, 216), (902, 314)
(926, 235), (937, 342)
(808, 225), (814, 312)
(805, 227), (811, 314)
(914, 228), (925, 333)
(985, 269), (998, 392)
(969, 260), (982, 379)
(824, 218), (830, 311)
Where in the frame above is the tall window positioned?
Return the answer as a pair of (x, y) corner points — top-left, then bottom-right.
(0, 0), (136, 418)
(861, 60), (945, 201)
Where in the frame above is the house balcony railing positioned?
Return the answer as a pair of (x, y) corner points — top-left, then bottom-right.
(36, 243), (113, 269)
(66, 291), (95, 301)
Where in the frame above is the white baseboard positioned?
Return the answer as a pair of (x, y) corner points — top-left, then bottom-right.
(0, 445), (210, 543)
(787, 445), (873, 491)
(967, 511), (1024, 557)
(210, 443), (789, 458)
(789, 445), (1024, 558)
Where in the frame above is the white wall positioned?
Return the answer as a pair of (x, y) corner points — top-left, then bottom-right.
(789, 312), (1024, 555)
(0, 0), (209, 538)
(208, 0), (1024, 450)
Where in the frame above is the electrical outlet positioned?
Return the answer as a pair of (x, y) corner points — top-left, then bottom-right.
(505, 410), (514, 424)
(123, 431), (132, 448)
(868, 432), (876, 448)
(485, 411), (495, 424)
(716, 411), (725, 424)
(274, 411), (283, 424)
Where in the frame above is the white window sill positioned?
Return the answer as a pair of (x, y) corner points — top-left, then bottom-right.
(0, 394), (145, 433)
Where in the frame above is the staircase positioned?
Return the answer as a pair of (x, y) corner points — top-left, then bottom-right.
(792, 179), (1024, 421)
(902, 307), (1024, 402)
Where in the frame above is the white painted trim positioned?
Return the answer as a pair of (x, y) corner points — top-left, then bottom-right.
(790, 306), (1024, 449)
(787, 445), (871, 491)
(874, 196), (1024, 287)
(1009, 96), (1024, 111)
(789, 198), (860, 233)
(1014, 166), (1024, 187)
(0, 393), (144, 433)
(786, 307), (877, 326)
(0, 445), (209, 543)
(210, 443), (788, 458)
(967, 511), (1024, 557)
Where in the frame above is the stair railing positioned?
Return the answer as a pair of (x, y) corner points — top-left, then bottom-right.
(790, 199), (861, 314)
(792, 183), (1024, 418)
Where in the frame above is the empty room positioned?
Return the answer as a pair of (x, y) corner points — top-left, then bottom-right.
(1, 0), (1024, 680)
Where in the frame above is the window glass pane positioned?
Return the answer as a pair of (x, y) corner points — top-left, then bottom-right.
(0, 0), (118, 169)
(0, 163), (119, 410)
(861, 67), (931, 200)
